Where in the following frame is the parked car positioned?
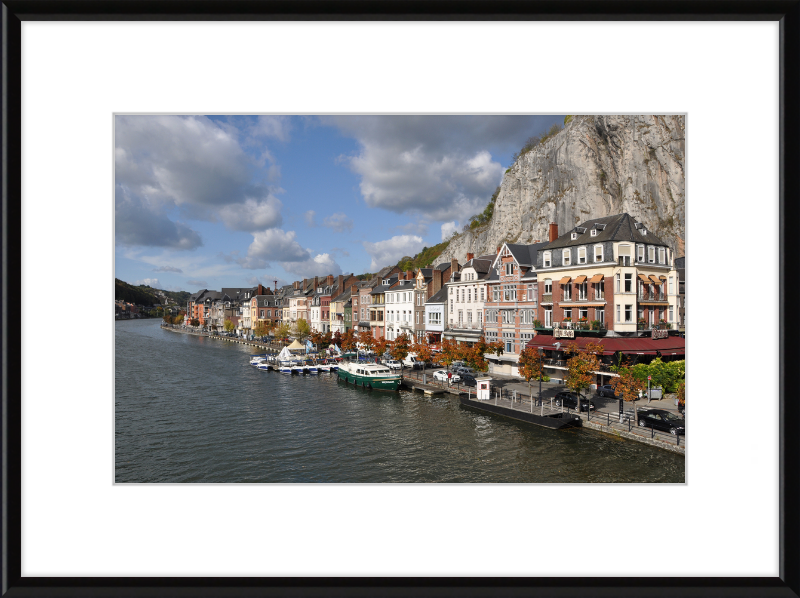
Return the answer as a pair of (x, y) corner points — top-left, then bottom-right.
(433, 370), (461, 384)
(554, 391), (597, 412)
(453, 366), (477, 376)
(459, 373), (478, 387)
(595, 384), (618, 398)
(637, 409), (685, 435)
(385, 360), (403, 370)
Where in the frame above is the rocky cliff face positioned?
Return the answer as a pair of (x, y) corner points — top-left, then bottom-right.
(438, 115), (685, 264)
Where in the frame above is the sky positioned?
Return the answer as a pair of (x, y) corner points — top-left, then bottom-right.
(115, 115), (565, 293)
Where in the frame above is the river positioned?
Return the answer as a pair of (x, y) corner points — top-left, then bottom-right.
(115, 319), (685, 483)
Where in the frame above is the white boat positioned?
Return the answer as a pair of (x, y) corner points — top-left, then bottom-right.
(291, 361), (306, 374)
(318, 364), (331, 373)
(307, 364), (319, 374)
(257, 361), (271, 371)
(250, 355), (267, 366)
(278, 361), (293, 374)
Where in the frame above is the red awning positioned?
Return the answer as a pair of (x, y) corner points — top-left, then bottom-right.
(525, 335), (685, 357)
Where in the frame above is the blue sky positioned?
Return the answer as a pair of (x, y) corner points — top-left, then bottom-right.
(115, 115), (564, 293)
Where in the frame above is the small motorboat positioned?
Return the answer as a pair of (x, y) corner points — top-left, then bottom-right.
(257, 361), (271, 371)
(278, 361), (293, 374)
(291, 361), (306, 374)
(306, 363), (319, 374)
(250, 355), (267, 366)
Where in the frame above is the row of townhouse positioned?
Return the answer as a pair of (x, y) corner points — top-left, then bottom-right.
(183, 213), (684, 380)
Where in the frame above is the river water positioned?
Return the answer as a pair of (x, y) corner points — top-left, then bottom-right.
(115, 319), (685, 483)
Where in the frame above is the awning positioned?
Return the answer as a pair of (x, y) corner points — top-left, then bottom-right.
(559, 276), (571, 285)
(638, 274), (651, 282)
(589, 274), (604, 283)
(524, 334), (685, 357)
(574, 275), (587, 284)
(649, 275), (662, 285)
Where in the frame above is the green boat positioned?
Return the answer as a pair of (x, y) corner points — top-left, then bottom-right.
(337, 361), (402, 391)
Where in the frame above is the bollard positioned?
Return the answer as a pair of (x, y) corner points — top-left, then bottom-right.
(607, 412), (609, 426)
(651, 425), (655, 439)
(677, 434), (680, 447)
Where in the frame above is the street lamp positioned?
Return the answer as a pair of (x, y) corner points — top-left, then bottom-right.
(538, 347), (544, 416)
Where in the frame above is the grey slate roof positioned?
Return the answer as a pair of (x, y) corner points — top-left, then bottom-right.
(675, 257), (685, 269)
(426, 287), (448, 303)
(544, 213), (667, 250)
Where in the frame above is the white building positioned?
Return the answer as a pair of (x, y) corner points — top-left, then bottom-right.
(385, 275), (415, 340)
(443, 254), (493, 345)
(424, 286), (447, 345)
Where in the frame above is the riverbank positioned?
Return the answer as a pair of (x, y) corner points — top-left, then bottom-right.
(159, 323), (685, 456)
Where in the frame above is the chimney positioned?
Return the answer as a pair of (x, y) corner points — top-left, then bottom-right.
(293, 281), (299, 290)
(274, 280), (278, 293)
(337, 274), (344, 292)
(451, 258), (459, 275)
(303, 278), (309, 291)
(351, 284), (358, 296)
(314, 276), (319, 290)
(466, 253), (474, 261)
(497, 246), (501, 255)
(433, 268), (443, 294)
(549, 222), (559, 242)
(406, 270), (414, 280)
(327, 274), (334, 286)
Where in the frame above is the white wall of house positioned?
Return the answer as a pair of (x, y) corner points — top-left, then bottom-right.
(385, 285), (415, 340)
(445, 265), (487, 331)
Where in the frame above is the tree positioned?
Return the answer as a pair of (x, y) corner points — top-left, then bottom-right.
(677, 380), (685, 411)
(162, 312), (171, 323)
(340, 329), (357, 353)
(373, 335), (390, 360)
(253, 321), (268, 338)
(293, 318), (311, 342)
(389, 334), (411, 362)
(276, 323), (291, 344)
(357, 329), (374, 354)
(518, 346), (545, 405)
(190, 318), (200, 327)
(439, 338), (460, 370)
(412, 336), (434, 376)
(224, 318), (235, 333)
(321, 330), (333, 348)
(611, 366), (647, 426)
(564, 341), (601, 401)
(332, 330), (343, 348)
(174, 313), (184, 325)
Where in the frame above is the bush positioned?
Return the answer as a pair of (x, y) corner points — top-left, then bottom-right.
(564, 115), (573, 124)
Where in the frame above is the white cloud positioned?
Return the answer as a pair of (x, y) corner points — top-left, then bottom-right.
(362, 235), (425, 271)
(241, 229), (310, 269)
(115, 115), (285, 249)
(153, 265), (183, 273)
(282, 253), (343, 278)
(323, 115), (564, 222)
(304, 210), (317, 227)
(322, 212), (353, 233)
(187, 279), (208, 287)
(441, 221), (459, 241)
(218, 196), (283, 232)
(252, 116), (292, 142)
(135, 278), (160, 287)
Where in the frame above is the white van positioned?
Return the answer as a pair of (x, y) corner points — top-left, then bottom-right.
(403, 353), (418, 368)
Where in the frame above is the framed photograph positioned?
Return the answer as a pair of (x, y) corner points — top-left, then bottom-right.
(3, 2), (797, 596)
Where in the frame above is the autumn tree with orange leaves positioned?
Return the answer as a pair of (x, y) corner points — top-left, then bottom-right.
(357, 329), (374, 354)
(518, 346), (545, 402)
(412, 336), (434, 375)
(439, 338), (461, 370)
(563, 342), (604, 400)
(340, 329), (357, 353)
(611, 366), (647, 425)
(389, 334), (412, 362)
(373, 335), (390, 360)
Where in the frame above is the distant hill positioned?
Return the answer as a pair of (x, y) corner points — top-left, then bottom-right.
(115, 278), (190, 306)
(395, 239), (451, 271)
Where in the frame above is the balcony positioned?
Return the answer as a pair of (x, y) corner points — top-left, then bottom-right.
(637, 321), (674, 331)
(446, 323), (481, 331)
(542, 294), (553, 304)
(637, 291), (667, 302)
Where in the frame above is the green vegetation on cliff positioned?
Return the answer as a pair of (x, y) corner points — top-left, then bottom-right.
(397, 239), (451, 271)
(115, 278), (159, 305)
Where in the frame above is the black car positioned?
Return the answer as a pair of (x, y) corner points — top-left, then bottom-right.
(553, 391), (596, 412)
(459, 373), (478, 387)
(637, 409), (685, 435)
(595, 384), (618, 398)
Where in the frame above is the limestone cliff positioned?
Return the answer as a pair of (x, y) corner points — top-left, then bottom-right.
(438, 115), (685, 264)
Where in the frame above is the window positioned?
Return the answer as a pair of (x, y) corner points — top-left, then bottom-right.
(458, 310), (463, 324)
(562, 249), (571, 266)
(260, 310), (264, 318)
(544, 279), (552, 294)
(590, 229), (597, 237)
(594, 245), (604, 262)
(578, 246), (586, 264)
(501, 310), (512, 324)
(563, 284), (572, 300)
(450, 299), (454, 313)
(563, 308), (572, 320)
(648, 246), (656, 263)
(669, 277), (674, 294)
(544, 308), (552, 327)
(595, 282), (604, 300)
(669, 306), (674, 322)
(596, 308), (604, 324)
(478, 311), (483, 324)
(577, 283), (587, 300)
(579, 308), (588, 320)
(543, 251), (552, 267)
(468, 289), (471, 302)
(625, 304), (632, 322)
(618, 244), (631, 266)
(637, 244), (645, 262)
(480, 288), (484, 301)
(659, 247), (666, 264)
(493, 288), (500, 302)
(616, 304), (621, 322)
(467, 311), (473, 323)
(624, 274), (632, 292)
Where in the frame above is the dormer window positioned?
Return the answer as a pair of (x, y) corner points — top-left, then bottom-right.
(505, 263), (515, 275)
(576, 227), (587, 234)
(562, 249), (571, 266)
(658, 247), (666, 264)
(594, 244), (604, 263)
(578, 246), (587, 264)
(571, 232), (578, 240)
(543, 251), (552, 268)
(648, 246), (656, 263)
(590, 229), (597, 237)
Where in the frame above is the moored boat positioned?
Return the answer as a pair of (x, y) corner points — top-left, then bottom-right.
(337, 361), (401, 391)
(278, 361), (293, 374)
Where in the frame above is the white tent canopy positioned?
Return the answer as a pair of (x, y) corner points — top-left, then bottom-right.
(277, 347), (292, 361)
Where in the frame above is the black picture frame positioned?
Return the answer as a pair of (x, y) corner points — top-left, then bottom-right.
(2, 2), (798, 596)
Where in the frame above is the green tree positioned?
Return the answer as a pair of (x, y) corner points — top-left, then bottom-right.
(253, 321), (268, 338)
(276, 323), (291, 344)
(224, 318), (235, 333)
(294, 318), (311, 342)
